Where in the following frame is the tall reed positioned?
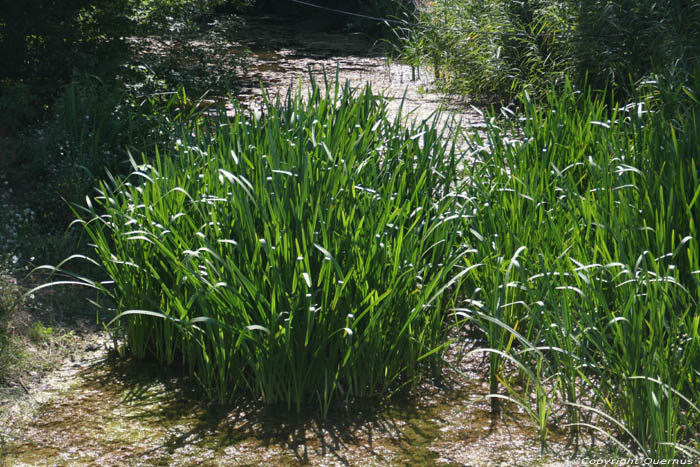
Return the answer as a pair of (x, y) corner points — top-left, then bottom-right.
(458, 80), (700, 456)
(400, 0), (700, 102)
(58, 80), (471, 415)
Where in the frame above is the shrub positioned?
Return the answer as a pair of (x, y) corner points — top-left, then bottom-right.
(4, 77), (129, 230)
(0, 0), (130, 86)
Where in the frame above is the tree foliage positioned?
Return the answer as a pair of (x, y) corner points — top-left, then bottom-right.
(0, 0), (130, 86)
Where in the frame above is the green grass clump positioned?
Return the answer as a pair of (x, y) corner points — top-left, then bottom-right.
(61, 81), (470, 415)
(459, 80), (700, 457)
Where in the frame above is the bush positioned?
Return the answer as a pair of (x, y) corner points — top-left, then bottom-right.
(130, 12), (249, 96)
(0, 75), (201, 267)
(3, 77), (128, 229)
(0, 0), (248, 109)
(0, 0), (250, 264)
(59, 81), (470, 415)
(0, 0), (130, 86)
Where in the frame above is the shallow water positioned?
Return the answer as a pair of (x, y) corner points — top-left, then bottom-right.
(235, 15), (485, 140)
(3, 350), (575, 466)
(1, 15), (583, 466)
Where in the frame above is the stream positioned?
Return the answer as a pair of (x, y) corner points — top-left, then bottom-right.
(1, 14), (580, 467)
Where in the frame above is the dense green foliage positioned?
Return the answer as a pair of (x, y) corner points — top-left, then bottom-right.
(0, 0), (129, 88)
(0, 0), (248, 111)
(0, 0), (249, 265)
(3, 0), (699, 459)
(400, 0), (700, 101)
(459, 79), (700, 456)
(46, 74), (700, 455)
(61, 82), (469, 415)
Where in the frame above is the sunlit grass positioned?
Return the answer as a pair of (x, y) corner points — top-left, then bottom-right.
(36, 71), (700, 458)
(457, 80), (700, 457)
(48, 80), (472, 416)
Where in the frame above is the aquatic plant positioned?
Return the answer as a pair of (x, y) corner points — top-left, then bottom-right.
(458, 80), (700, 457)
(398, 0), (700, 102)
(46, 79), (471, 416)
(32, 66), (700, 458)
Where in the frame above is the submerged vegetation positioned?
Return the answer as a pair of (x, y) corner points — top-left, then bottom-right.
(2, 0), (699, 463)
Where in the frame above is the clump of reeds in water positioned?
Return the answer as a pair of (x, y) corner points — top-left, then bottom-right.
(41, 74), (699, 458)
(57, 79), (472, 417)
(457, 79), (700, 458)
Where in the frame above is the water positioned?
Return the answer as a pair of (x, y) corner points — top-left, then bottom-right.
(2, 15), (580, 466)
(3, 352), (573, 466)
(235, 15), (484, 139)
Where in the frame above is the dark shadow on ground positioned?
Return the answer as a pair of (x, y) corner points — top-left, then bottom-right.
(79, 355), (445, 465)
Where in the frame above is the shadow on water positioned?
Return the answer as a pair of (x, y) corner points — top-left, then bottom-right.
(231, 14), (486, 145)
(235, 14), (391, 96)
(5, 347), (575, 465)
(239, 14), (384, 58)
(0, 313), (589, 466)
(72, 356), (460, 465)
